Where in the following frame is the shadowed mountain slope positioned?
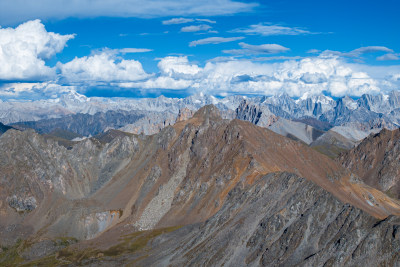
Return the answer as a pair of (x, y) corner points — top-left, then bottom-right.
(11, 110), (146, 136)
(311, 130), (356, 158)
(0, 122), (13, 136)
(339, 128), (400, 199)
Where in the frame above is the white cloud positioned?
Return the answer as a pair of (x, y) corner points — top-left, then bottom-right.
(189, 36), (244, 47)
(0, 0), (257, 25)
(4, 54), (398, 99)
(0, 82), (77, 99)
(162, 17), (217, 25)
(58, 51), (150, 83)
(377, 53), (399, 61)
(231, 23), (313, 36)
(351, 46), (393, 54)
(251, 56), (304, 61)
(119, 48), (153, 53)
(0, 20), (74, 81)
(128, 56), (396, 97)
(321, 46), (395, 59)
(157, 56), (202, 77)
(162, 18), (194, 25)
(307, 49), (321, 54)
(391, 74), (400, 82)
(181, 24), (212, 32)
(195, 18), (216, 24)
(123, 77), (194, 90)
(223, 42), (290, 55)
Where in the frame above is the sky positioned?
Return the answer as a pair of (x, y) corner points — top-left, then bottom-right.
(0, 0), (399, 100)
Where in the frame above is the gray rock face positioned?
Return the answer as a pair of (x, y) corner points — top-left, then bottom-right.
(339, 128), (400, 199)
(236, 101), (323, 144)
(7, 195), (37, 212)
(235, 92), (400, 143)
(89, 172), (400, 266)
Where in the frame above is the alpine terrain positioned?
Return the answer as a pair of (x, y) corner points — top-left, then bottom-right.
(0, 104), (399, 266)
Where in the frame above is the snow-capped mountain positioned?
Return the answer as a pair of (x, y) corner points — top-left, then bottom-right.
(2, 89), (400, 142)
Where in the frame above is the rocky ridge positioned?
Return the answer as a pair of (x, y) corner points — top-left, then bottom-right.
(339, 128), (400, 199)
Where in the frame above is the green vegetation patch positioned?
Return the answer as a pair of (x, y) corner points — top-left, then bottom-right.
(311, 145), (347, 159)
(0, 239), (25, 266)
(58, 225), (182, 265)
(1, 226), (182, 266)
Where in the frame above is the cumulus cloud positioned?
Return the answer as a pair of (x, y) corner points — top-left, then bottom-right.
(58, 51), (150, 83)
(181, 24), (212, 32)
(223, 42), (290, 55)
(157, 56), (202, 77)
(231, 23), (313, 36)
(0, 0), (257, 25)
(300, 72), (328, 84)
(123, 77), (194, 90)
(189, 36), (244, 47)
(391, 74), (400, 82)
(0, 20), (74, 81)
(127, 56), (394, 97)
(4, 54), (399, 98)
(251, 56), (304, 61)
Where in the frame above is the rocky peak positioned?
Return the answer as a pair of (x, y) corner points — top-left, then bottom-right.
(192, 104), (222, 122)
(175, 107), (195, 122)
(339, 127), (400, 198)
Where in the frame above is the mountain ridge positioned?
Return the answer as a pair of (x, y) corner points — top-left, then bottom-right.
(1, 104), (399, 266)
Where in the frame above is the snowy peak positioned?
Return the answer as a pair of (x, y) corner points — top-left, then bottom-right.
(59, 90), (89, 106)
(340, 96), (358, 110)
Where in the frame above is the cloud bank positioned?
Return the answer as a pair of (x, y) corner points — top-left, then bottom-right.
(1, 20), (399, 100)
(127, 56), (400, 97)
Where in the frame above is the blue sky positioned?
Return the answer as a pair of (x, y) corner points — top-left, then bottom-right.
(0, 0), (399, 99)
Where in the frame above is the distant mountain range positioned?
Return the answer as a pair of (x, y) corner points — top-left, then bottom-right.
(2, 90), (400, 159)
(2, 90), (400, 129)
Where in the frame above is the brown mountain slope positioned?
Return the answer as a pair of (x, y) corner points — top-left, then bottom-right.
(68, 172), (399, 266)
(311, 129), (355, 158)
(339, 128), (400, 199)
(1, 105), (400, 265)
